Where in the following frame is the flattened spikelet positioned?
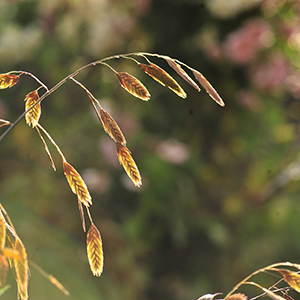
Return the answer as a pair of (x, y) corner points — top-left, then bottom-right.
(100, 107), (126, 145)
(226, 294), (248, 300)
(87, 224), (103, 277)
(117, 143), (142, 187)
(117, 72), (150, 101)
(14, 238), (29, 300)
(139, 62), (187, 98)
(0, 74), (19, 89)
(279, 269), (300, 293)
(165, 58), (200, 92)
(63, 161), (92, 207)
(25, 90), (41, 127)
(192, 70), (225, 106)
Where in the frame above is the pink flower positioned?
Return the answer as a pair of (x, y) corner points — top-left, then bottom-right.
(286, 72), (300, 99)
(236, 90), (262, 111)
(249, 53), (291, 93)
(204, 42), (223, 62)
(224, 19), (271, 65)
(98, 136), (119, 168)
(156, 139), (190, 164)
(82, 168), (111, 194)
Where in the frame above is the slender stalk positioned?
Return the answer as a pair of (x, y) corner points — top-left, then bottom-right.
(250, 286), (290, 300)
(36, 123), (66, 162)
(69, 77), (103, 122)
(224, 262), (298, 299)
(0, 52), (192, 143)
(99, 62), (118, 73)
(244, 282), (285, 300)
(121, 56), (142, 65)
(86, 207), (94, 224)
(0, 61), (96, 142)
(29, 260), (70, 296)
(35, 126), (56, 171)
(0, 119), (11, 128)
(19, 71), (49, 92)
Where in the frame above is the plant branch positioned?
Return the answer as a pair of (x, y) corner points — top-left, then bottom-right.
(0, 52), (203, 143)
(224, 262), (299, 299)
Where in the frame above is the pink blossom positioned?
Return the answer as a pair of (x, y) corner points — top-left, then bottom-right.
(82, 168), (111, 194)
(114, 113), (139, 136)
(236, 90), (262, 111)
(156, 139), (190, 164)
(224, 18), (271, 65)
(286, 72), (300, 99)
(98, 136), (119, 168)
(249, 53), (291, 93)
(204, 42), (223, 62)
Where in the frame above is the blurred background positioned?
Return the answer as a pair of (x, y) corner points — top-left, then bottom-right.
(1, 0), (300, 299)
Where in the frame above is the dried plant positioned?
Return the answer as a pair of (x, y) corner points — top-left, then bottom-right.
(0, 52), (225, 298)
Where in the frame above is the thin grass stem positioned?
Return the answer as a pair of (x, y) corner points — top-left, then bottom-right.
(36, 123), (66, 162)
